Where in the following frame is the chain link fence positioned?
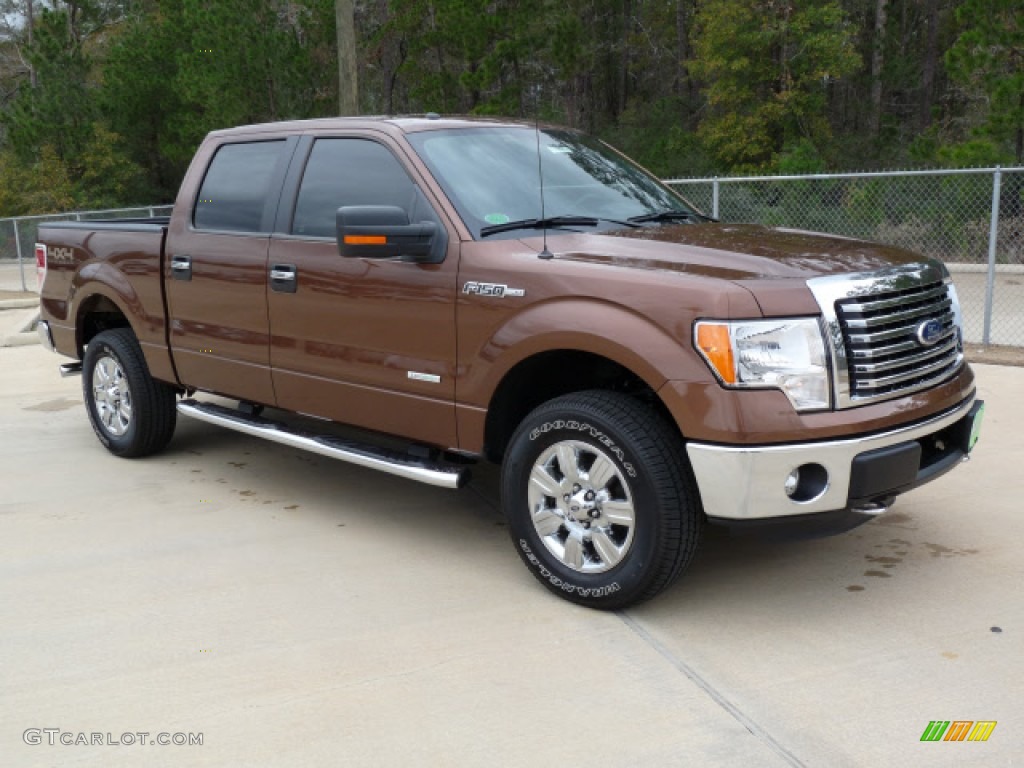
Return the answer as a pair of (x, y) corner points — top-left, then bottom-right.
(4, 168), (1023, 346)
(0, 206), (173, 293)
(666, 167), (1024, 347)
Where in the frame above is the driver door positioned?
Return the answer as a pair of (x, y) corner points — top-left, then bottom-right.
(266, 135), (460, 447)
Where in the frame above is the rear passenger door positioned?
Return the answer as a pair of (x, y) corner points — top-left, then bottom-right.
(165, 138), (295, 405)
(267, 134), (460, 447)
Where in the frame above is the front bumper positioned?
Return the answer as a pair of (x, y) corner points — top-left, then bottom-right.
(686, 395), (982, 531)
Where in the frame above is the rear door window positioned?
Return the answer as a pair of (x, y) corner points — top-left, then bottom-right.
(194, 141), (286, 232)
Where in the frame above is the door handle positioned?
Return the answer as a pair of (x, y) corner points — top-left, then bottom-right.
(270, 264), (297, 293)
(170, 254), (192, 281)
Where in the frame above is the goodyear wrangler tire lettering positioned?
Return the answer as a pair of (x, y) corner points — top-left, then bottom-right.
(518, 541), (621, 598)
(503, 390), (702, 610)
(529, 418), (635, 477)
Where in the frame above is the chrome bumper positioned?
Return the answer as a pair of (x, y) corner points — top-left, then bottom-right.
(686, 395), (976, 521)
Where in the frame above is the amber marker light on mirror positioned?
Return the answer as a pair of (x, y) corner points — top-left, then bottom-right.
(695, 322), (736, 384)
(344, 235), (387, 245)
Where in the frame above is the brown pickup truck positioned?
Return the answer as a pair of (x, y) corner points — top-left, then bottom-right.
(36, 116), (984, 608)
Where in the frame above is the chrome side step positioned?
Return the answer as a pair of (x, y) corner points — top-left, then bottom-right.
(176, 399), (469, 489)
(59, 362), (83, 377)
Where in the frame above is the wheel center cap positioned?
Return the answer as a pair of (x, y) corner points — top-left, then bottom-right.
(568, 490), (596, 522)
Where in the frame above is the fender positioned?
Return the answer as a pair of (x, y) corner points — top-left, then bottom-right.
(455, 297), (720, 453)
(460, 296), (721, 406)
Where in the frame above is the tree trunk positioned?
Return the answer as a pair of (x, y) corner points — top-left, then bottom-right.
(919, 0), (939, 130)
(336, 0), (358, 115)
(869, 0), (888, 137)
(27, 0), (36, 88)
(675, 0), (690, 103)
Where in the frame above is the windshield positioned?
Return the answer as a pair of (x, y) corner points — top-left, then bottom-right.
(405, 127), (700, 239)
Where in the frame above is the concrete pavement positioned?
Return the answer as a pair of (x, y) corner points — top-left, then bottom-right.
(1, 344), (1021, 767)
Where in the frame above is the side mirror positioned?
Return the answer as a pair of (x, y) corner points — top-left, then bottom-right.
(336, 205), (436, 260)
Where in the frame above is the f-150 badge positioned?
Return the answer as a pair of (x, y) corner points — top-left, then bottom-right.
(462, 282), (525, 298)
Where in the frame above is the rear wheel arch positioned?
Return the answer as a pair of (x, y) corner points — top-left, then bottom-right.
(76, 293), (132, 356)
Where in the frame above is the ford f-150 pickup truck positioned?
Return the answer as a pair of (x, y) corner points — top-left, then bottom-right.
(36, 116), (984, 608)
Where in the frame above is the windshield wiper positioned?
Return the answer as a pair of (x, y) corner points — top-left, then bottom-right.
(627, 209), (717, 224)
(479, 215), (599, 237)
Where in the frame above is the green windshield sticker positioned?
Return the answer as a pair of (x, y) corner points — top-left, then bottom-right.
(484, 213), (511, 225)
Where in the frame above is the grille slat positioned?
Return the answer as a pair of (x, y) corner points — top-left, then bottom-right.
(841, 283), (949, 313)
(852, 337), (959, 375)
(836, 279), (962, 401)
(841, 297), (952, 329)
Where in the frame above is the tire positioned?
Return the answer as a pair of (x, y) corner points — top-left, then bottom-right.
(501, 390), (702, 609)
(82, 328), (177, 458)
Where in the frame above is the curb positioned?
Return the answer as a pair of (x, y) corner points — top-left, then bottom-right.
(0, 298), (39, 310)
(946, 263), (1024, 275)
(0, 332), (39, 348)
(0, 308), (40, 348)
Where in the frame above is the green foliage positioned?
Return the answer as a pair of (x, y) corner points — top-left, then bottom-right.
(76, 125), (151, 208)
(101, 0), (191, 196)
(0, 146), (76, 216)
(0, 0), (1020, 217)
(0, 126), (149, 216)
(4, 8), (95, 161)
(691, 0), (861, 170)
(600, 99), (715, 179)
(946, 0), (1024, 162)
(774, 139), (828, 175)
(99, 0), (336, 199)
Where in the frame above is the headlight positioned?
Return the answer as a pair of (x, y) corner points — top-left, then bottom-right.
(695, 317), (830, 411)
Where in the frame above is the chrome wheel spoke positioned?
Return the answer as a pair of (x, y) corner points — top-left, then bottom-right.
(591, 529), (621, 567)
(587, 454), (617, 490)
(529, 465), (563, 498)
(533, 508), (564, 537)
(601, 499), (635, 527)
(555, 443), (580, 484)
(563, 535), (585, 571)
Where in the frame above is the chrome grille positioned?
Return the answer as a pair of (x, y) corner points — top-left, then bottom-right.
(807, 262), (965, 409)
(837, 280), (961, 400)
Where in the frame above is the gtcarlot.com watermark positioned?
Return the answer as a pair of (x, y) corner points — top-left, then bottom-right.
(23, 728), (203, 747)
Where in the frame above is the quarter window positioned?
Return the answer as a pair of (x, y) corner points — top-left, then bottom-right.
(194, 141), (285, 232)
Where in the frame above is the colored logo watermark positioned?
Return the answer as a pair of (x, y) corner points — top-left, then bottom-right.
(920, 721), (997, 742)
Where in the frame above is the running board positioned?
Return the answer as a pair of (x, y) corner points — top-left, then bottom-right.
(176, 399), (469, 489)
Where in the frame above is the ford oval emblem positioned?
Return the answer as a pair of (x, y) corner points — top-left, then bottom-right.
(916, 318), (944, 347)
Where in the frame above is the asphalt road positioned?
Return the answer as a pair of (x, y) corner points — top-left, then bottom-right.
(1, 344), (1021, 767)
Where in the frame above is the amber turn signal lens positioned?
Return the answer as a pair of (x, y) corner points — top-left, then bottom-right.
(344, 235), (387, 245)
(695, 323), (736, 384)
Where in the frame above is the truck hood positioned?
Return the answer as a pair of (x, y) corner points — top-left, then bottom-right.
(540, 223), (929, 281)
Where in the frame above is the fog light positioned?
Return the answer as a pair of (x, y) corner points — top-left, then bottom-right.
(783, 463), (829, 503)
(784, 469), (800, 497)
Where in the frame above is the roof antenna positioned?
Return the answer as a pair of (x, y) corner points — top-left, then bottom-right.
(533, 84), (553, 260)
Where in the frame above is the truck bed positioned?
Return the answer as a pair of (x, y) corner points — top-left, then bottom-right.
(37, 218), (171, 378)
